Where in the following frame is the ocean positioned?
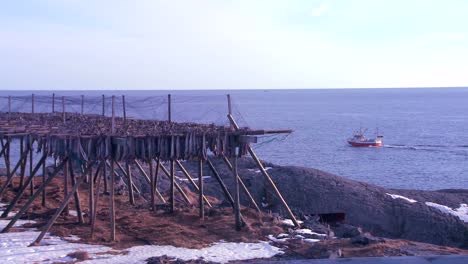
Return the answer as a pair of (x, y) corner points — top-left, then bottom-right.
(1, 88), (467, 190)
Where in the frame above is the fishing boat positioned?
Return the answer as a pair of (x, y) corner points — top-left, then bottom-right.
(347, 128), (383, 147)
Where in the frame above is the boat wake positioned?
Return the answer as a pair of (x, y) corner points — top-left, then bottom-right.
(384, 144), (468, 155)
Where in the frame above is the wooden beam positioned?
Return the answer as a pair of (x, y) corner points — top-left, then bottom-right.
(30, 160), (95, 246)
(0, 153), (48, 218)
(175, 160), (212, 207)
(206, 158), (235, 209)
(228, 114), (300, 227)
(126, 161), (135, 205)
(109, 159), (116, 241)
(69, 159), (84, 224)
(134, 160), (166, 203)
(1, 157), (69, 233)
(0, 145), (30, 197)
(199, 159), (204, 219)
(221, 155), (261, 213)
(233, 154), (242, 231)
(158, 161), (191, 205)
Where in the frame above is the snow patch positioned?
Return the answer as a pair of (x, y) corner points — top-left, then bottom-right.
(294, 229), (327, 237)
(0, 210), (282, 263)
(425, 202), (468, 222)
(280, 219), (303, 227)
(386, 193), (417, 203)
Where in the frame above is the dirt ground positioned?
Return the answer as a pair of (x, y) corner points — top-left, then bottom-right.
(1, 176), (284, 249)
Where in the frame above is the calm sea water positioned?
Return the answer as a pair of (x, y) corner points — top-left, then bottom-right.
(1, 88), (467, 190)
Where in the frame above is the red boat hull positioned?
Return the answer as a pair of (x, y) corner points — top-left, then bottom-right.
(348, 141), (383, 147)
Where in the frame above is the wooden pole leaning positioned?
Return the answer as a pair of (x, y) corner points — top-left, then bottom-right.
(0, 145), (31, 197)
(198, 159), (204, 219)
(175, 160), (212, 207)
(206, 158), (235, 209)
(30, 160), (95, 246)
(1, 153), (48, 218)
(133, 160), (166, 203)
(227, 114), (300, 228)
(126, 160), (135, 205)
(233, 152), (242, 231)
(91, 161), (105, 237)
(1, 157), (69, 233)
(221, 154), (261, 213)
(149, 159), (155, 211)
(158, 161), (191, 204)
(69, 159), (84, 224)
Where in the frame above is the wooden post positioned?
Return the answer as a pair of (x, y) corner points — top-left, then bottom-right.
(227, 94), (232, 129)
(170, 159), (175, 213)
(103, 158), (108, 194)
(42, 147), (46, 207)
(62, 96), (65, 123)
(168, 94), (171, 123)
(227, 94), (232, 115)
(133, 160), (166, 203)
(126, 160), (134, 205)
(52, 93), (55, 113)
(2, 157), (69, 233)
(149, 159), (155, 210)
(91, 161), (104, 237)
(0, 143), (30, 197)
(29, 139), (34, 196)
(8, 96), (11, 114)
(81, 95), (84, 115)
(122, 95), (126, 122)
(221, 154), (261, 213)
(1, 154), (48, 218)
(199, 159), (204, 219)
(175, 160), (212, 207)
(31, 94), (35, 113)
(111, 95), (115, 134)
(154, 158), (160, 198)
(228, 114), (300, 227)
(3, 138), (11, 192)
(110, 159), (116, 241)
(19, 137), (25, 188)
(88, 165), (94, 225)
(157, 162), (191, 204)
(64, 156), (69, 215)
(233, 149), (242, 231)
(69, 160), (84, 224)
(111, 161), (143, 199)
(29, 161), (94, 246)
(206, 158), (235, 209)
(102, 94), (105, 116)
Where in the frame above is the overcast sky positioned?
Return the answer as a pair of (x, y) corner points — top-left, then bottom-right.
(1, 0), (467, 90)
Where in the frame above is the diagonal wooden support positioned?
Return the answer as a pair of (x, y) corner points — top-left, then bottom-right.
(91, 160), (104, 237)
(1, 153), (48, 218)
(0, 146), (30, 197)
(158, 161), (191, 205)
(126, 161), (135, 205)
(108, 161), (140, 203)
(206, 158), (235, 209)
(69, 159), (84, 224)
(221, 155), (261, 213)
(228, 114), (300, 227)
(135, 160), (168, 203)
(2, 157), (69, 233)
(114, 161), (156, 202)
(175, 160), (212, 207)
(30, 160), (95, 246)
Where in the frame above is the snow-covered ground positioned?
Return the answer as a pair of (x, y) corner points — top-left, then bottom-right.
(386, 193), (418, 203)
(425, 202), (468, 223)
(0, 205), (283, 264)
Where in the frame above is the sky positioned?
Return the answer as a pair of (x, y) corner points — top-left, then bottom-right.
(1, 0), (467, 90)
